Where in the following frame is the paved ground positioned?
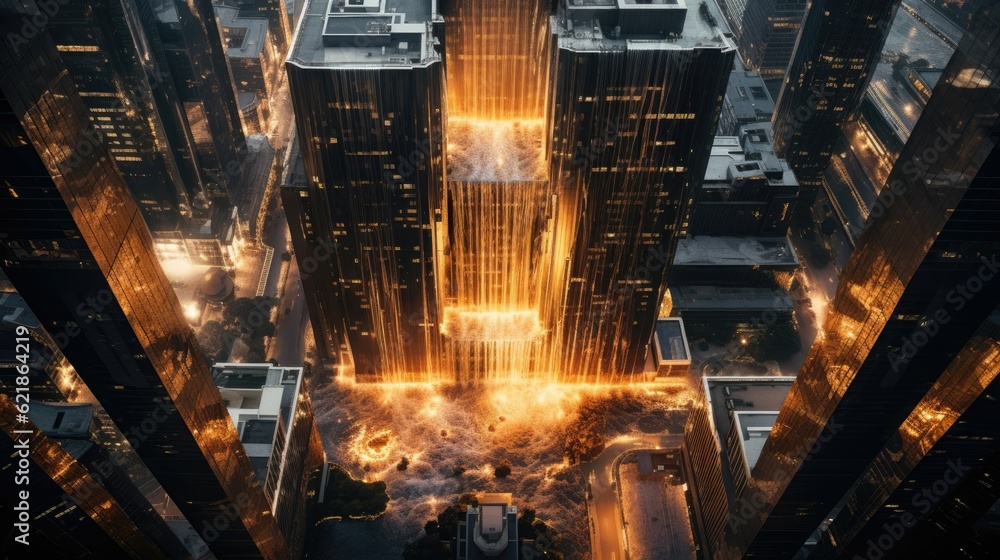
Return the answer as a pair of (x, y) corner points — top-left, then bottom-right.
(620, 463), (696, 560)
(584, 434), (683, 560)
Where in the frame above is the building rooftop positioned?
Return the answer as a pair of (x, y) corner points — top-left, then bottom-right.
(732, 411), (778, 471)
(725, 70), (774, 121)
(212, 363), (306, 484)
(216, 4), (269, 58)
(704, 124), (797, 188)
(0, 291), (40, 329)
(555, 0), (735, 52)
(673, 235), (799, 267)
(669, 285), (795, 311)
(287, 0), (440, 68)
(654, 318), (690, 361)
(458, 493), (518, 560)
(29, 402), (93, 438)
(702, 376), (793, 496)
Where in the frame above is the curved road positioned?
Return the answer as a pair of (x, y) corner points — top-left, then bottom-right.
(583, 434), (683, 560)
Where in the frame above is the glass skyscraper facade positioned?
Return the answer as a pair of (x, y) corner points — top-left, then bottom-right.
(0, 8), (290, 556)
(730, 5), (1000, 558)
(771, 0), (901, 209)
(284, 0), (735, 382)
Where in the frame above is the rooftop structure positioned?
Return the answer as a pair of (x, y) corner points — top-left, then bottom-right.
(692, 123), (799, 237)
(719, 70), (774, 135)
(653, 318), (692, 378)
(29, 402), (93, 440)
(557, 0), (730, 50)
(0, 291), (40, 328)
(288, 0), (439, 68)
(683, 376), (793, 559)
(673, 236), (798, 267)
(457, 493), (519, 560)
(667, 285), (794, 323)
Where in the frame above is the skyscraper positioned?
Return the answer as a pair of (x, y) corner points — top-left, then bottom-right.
(20, 0), (250, 232)
(771, 0), (901, 211)
(284, 0), (735, 382)
(37, 0), (190, 231)
(736, 0), (806, 79)
(0, 8), (290, 556)
(1, 397), (179, 559)
(0, 400), (195, 559)
(139, 0), (248, 203)
(727, 6), (1000, 558)
(285, 0), (445, 380)
(812, 308), (1000, 559)
(551, 0), (736, 376)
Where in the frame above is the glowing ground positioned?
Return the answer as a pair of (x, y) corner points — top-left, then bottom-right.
(307, 378), (691, 558)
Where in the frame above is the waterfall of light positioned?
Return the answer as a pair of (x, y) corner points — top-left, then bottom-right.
(435, 0), (560, 384)
(444, 0), (552, 122)
(441, 119), (560, 383)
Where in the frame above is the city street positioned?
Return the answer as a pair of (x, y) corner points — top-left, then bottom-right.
(269, 258), (310, 366)
(583, 434), (684, 560)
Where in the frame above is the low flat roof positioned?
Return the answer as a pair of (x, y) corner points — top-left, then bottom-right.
(216, 4), (269, 58)
(669, 285), (795, 311)
(654, 318), (690, 361)
(732, 411), (779, 471)
(725, 70), (774, 121)
(673, 235), (799, 267)
(30, 402), (93, 438)
(288, 0), (439, 68)
(0, 291), (40, 328)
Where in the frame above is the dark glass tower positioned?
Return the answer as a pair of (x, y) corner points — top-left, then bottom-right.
(285, 0), (445, 380)
(3, 0), (250, 232)
(551, 1), (736, 376)
(737, 0), (806, 79)
(812, 307), (1000, 559)
(285, 0), (735, 381)
(1, 397), (176, 559)
(1, 400), (195, 559)
(38, 0), (191, 231)
(140, 0), (248, 202)
(0, 9), (289, 557)
(771, 0), (901, 209)
(729, 6), (1000, 558)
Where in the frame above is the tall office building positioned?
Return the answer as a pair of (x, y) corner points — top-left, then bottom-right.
(285, 0), (445, 380)
(771, 0), (901, 210)
(0, 400), (195, 559)
(551, 0), (736, 376)
(284, 0), (734, 382)
(37, 0), (191, 231)
(23, 0), (250, 231)
(0, 10), (290, 557)
(811, 309), (1000, 559)
(1, 397), (179, 559)
(737, 0), (806, 79)
(141, 0), (248, 202)
(726, 6), (1000, 558)
(212, 363), (327, 559)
